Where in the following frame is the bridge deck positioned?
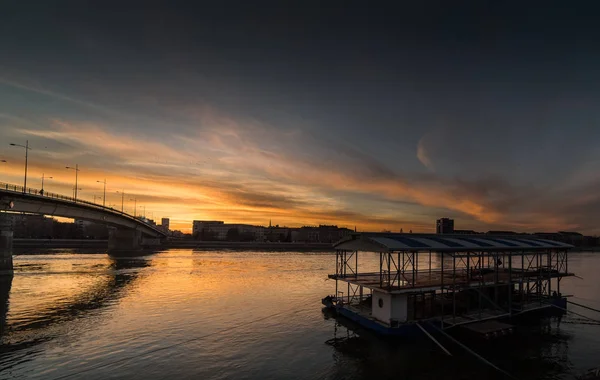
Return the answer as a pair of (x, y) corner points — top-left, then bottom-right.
(1, 182), (166, 237)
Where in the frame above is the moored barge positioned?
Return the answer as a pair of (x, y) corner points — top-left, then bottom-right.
(323, 233), (573, 337)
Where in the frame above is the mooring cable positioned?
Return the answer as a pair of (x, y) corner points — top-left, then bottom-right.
(567, 300), (600, 315)
(49, 309), (294, 380)
(550, 304), (600, 324)
(415, 322), (452, 356)
(426, 322), (519, 380)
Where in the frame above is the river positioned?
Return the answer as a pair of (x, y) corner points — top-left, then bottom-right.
(1, 249), (599, 379)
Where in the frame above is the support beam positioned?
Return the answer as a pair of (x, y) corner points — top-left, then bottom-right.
(108, 228), (142, 254)
(0, 213), (13, 273)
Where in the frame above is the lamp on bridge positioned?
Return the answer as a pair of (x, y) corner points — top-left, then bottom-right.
(66, 164), (80, 201)
(96, 179), (107, 207)
(72, 187), (82, 199)
(116, 190), (125, 213)
(9, 140), (31, 192)
(130, 197), (137, 217)
(41, 174), (52, 195)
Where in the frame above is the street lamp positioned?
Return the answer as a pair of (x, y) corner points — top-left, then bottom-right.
(139, 205), (146, 218)
(116, 190), (125, 212)
(72, 187), (82, 198)
(9, 140), (31, 192)
(0, 160), (6, 182)
(130, 197), (137, 217)
(65, 164), (80, 201)
(96, 179), (106, 207)
(41, 174), (52, 195)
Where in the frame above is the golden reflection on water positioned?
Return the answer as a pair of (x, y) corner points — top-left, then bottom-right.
(0, 249), (599, 380)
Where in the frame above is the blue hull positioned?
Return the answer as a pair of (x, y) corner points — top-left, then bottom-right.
(336, 307), (421, 337)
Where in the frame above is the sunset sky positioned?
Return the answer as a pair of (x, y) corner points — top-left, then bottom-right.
(1, 2), (600, 234)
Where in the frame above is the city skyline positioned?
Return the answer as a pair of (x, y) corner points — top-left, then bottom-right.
(2, 3), (600, 234)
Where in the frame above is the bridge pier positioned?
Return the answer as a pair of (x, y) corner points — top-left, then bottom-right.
(0, 213), (13, 273)
(108, 228), (142, 254)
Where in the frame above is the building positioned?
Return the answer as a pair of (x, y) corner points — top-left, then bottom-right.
(296, 225), (353, 243)
(161, 218), (170, 231)
(453, 229), (479, 234)
(192, 220), (224, 237)
(265, 226), (291, 242)
(558, 231), (584, 246)
(11, 214), (54, 238)
(192, 220), (264, 241)
(436, 218), (454, 234)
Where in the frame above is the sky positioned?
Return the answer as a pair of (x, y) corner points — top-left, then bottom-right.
(1, 1), (600, 234)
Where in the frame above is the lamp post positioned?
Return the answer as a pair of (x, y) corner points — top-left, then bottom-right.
(66, 164), (80, 201)
(116, 190), (125, 212)
(130, 198), (137, 217)
(9, 140), (31, 192)
(96, 179), (106, 207)
(41, 174), (52, 195)
(139, 205), (146, 219)
(72, 187), (82, 198)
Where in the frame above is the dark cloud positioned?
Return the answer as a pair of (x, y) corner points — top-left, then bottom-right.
(1, 2), (600, 232)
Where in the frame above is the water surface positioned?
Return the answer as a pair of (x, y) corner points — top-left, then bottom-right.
(1, 249), (599, 379)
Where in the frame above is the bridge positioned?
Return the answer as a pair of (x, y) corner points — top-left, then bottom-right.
(0, 182), (168, 272)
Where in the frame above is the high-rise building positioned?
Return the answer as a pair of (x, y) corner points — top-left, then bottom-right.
(161, 218), (170, 231)
(436, 218), (454, 234)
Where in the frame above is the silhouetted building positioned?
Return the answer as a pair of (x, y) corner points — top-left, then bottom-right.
(533, 232), (562, 241)
(12, 214), (54, 238)
(161, 217), (170, 231)
(192, 220), (264, 241)
(558, 231), (584, 246)
(192, 220), (224, 236)
(265, 226), (290, 242)
(454, 229), (479, 234)
(296, 225), (353, 243)
(436, 218), (454, 234)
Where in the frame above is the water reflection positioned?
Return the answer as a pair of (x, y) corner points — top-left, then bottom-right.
(0, 256), (150, 373)
(0, 250), (597, 380)
(324, 311), (575, 380)
(0, 275), (12, 337)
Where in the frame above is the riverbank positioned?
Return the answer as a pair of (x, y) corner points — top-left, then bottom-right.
(166, 240), (333, 250)
(12, 239), (600, 252)
(13, 239), (334, 251)
(14, 239), (108, 248)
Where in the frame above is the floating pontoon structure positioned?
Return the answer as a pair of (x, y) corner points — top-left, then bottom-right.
(323, 233), (574, 337)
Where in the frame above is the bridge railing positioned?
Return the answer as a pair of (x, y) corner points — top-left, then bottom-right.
(0, 181), (165, 235)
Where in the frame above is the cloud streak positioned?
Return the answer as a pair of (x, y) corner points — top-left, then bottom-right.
(2, 98), (599, 234)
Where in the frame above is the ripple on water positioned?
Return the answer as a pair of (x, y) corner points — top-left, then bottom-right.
(1, 249), (600, 379)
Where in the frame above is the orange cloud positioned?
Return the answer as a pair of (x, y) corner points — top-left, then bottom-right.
(1, 110), (584, 234)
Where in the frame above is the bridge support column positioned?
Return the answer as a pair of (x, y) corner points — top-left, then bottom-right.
(0, 213), (13, 273)
(108, 228), (142, 254)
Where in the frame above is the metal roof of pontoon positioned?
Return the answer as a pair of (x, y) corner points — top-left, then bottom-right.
(333, 233), (573, 252)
